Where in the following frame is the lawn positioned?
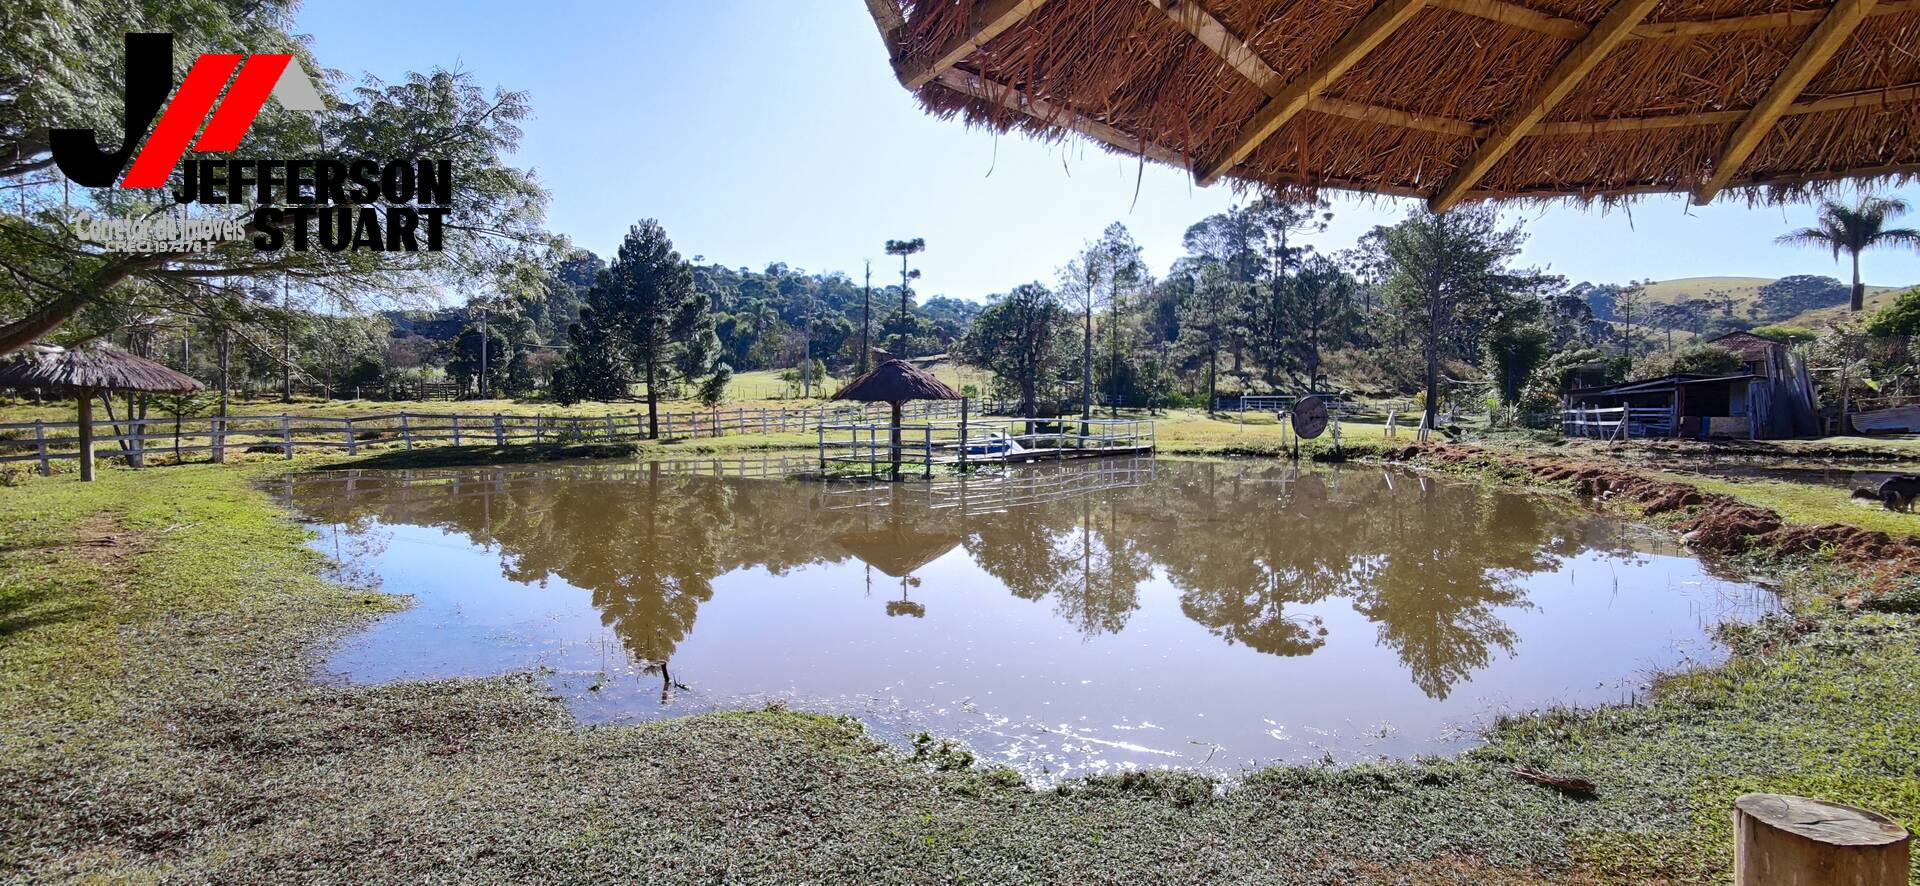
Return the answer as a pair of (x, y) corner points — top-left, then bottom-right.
(1, 451), (1914, 882)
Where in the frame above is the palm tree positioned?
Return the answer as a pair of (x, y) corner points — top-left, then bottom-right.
(1776, 197), (1920, 313)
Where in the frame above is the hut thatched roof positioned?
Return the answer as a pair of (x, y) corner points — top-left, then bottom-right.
(863, 0), (1920, 208)
(833, 527), (967, 577)
(0, 343), (204, 394)
(831, 359), (964, 403)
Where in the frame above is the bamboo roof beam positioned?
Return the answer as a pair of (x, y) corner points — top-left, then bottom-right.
(930, 68), (1190, 168)
(1694, 0), (1880, 205)
(1432, 0), (1919, 41)
(1429, 0), (1661, 212)
(1194, 0), (1429, 187)
(897, 0), (1051, 91)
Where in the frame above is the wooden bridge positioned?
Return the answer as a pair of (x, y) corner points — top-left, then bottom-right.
(816, 416), (1155, 479)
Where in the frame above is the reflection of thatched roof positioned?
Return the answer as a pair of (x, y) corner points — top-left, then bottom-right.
(0, 344), (203, 394)
(866, 0), (1919, 207)
(833, 527), (965, 577)
(831, 359), (963, 404)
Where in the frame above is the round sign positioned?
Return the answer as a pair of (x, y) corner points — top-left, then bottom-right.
(1291, 395), (1329, 439)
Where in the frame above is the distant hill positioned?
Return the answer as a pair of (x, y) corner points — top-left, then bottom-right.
(1618, 276), (1914, 331)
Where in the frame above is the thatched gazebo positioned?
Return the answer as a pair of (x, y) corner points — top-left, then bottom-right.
(832, 526), (966, 617)
(863, 0), (1917, 207)
(0, 344), (203, 481)
(830, 359), (964, 479)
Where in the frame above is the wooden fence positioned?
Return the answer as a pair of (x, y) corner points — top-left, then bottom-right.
(0, 401), (963, 474)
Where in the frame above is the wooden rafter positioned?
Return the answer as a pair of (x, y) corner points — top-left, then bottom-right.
(1694, 0), (1880, 205)
(865, 0), (906, 51)
(1428, 0), (1661, 212)
(896, 0), (1051, 91)
(930, 68), (1190, 168)
(1432, 0), (1918, 41)
(1194, 0), (1428, 187)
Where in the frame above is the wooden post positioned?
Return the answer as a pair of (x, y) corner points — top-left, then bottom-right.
(33, 420), (49, 475)
(1734, 794), (1908, 886)
(76, 390), (95, 482)
(493, 413), (505, 446)
(211, 415), (225, 464)
(344, 418), (357, 455)
(451, 415), (462, 446)
(400, 413), (413, 451)
(958, 398), (969, 472)
(605, 414), (616, 440)
(889, 400), (902, 481)
(281, 416), (294, 459)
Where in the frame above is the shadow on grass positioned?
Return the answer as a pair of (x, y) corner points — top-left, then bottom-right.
(0, 583), (94, 640)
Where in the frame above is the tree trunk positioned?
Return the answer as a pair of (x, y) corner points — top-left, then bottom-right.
(1734, 793), (1908, 886)
(1082, 304), (1093, 419)
(1423, 282), (1441, 439)
(645, 362), (659, 439)
(77, 389), (95, 482)
(1850, 251), (1865, 312)
(889, 400), (903, 481)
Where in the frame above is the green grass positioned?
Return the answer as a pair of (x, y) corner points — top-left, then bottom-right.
(1661, 473), (1920, 539)
(1, 454), (1916, 881)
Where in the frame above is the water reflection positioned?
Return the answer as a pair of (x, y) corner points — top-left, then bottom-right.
(275, 455), (1768, 778)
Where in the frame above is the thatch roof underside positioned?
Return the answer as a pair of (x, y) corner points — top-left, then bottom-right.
(0, 343), (204, 394)
(833, 528), (967, 576)
(864, 0), (1920, 207)
(831, 359), (965, 403)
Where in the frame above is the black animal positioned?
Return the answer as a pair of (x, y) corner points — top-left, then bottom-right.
(1878, 475), (1920, 513)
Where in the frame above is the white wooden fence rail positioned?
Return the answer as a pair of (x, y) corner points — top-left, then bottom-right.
(0, 401), (962, 474)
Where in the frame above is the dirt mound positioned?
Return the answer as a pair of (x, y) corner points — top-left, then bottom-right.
(1382, 444), (1920, 573)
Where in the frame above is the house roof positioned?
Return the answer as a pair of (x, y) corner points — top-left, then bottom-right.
(1569, 372), (1758, 398)
(1704, 330), (1788, 360)
(864, 0), (1920, 208)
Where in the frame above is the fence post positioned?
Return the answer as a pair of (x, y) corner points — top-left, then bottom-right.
(344, 418), (357, 455)
(605, 414), (616, 440)
(400, 413), (413, 450)
(493, 413), (505, 446)
(281, 416), (294, 459)
(451, 415), (462, 446)
(32, 420), (49, 475)
(958, 398), (969, 472)
(211, 416), (225, 464)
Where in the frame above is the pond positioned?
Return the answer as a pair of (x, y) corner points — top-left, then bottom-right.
(272, 455), (1772, 782)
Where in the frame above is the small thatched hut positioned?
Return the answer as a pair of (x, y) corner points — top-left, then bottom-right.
(831, 359), (965, 478)
(0, 344), (203, 481)
(863, 0), (1919, 207)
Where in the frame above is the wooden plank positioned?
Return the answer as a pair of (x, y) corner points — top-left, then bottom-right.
(1144, 0), (1282, 91)
(1694, 0), (1879, 205)
(1429, 0), (1586, 39)
(1196, 0), (1427, 186)
(1429, 0), (1662, 211)
(1429, 0), (1918, 40)
(898, 0), (1051, 90)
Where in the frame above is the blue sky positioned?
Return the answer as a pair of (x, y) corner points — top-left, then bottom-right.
(293, 1), (1920, 300)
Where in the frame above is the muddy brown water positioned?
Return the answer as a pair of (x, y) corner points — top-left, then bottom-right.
(272, 456), (1772, 782)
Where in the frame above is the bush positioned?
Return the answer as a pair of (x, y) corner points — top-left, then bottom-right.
(1864, 288), (1920, 337)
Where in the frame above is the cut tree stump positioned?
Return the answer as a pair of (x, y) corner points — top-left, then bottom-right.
(1734, 793), (1909, 885)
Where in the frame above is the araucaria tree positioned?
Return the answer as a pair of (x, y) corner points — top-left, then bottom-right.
(556, 220), (716, 436)
(957, 282), (1070, 417)
(1776, 197), (1920, 312)
(1363, 207), (1553, 435)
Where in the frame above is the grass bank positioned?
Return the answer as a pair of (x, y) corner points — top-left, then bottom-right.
(1, 456), (1915, 882)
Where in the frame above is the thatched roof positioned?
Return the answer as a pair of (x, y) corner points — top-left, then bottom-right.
(831, 359), (964, 403)
(0, 343), (205, 394)
(864, 0), (1920, 208)
(833, 527), (966, 576)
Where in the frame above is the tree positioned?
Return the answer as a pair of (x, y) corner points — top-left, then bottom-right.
(1243, 195), (1332, 385)
(956, 283), (1070, 417)
(1285, 252), (1356, 390)
(1, 16), (549, 356)
(1776, 197), (1920, 313)
(550, 291), (633, 405)
(1363, 207), (1555, 435)
(1177, 262), (1242, 415)
(554, 222), (715, 430)
(883, 238), (925, 357)
(1864, 287), (1920, 337)
(698, 362), (732, 409)
(1095, 223), (1145, 414)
